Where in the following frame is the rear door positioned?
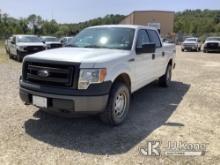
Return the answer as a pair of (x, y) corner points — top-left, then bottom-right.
(147, 29), (165, 78)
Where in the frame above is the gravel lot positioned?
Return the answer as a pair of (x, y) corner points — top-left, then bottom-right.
(0, 46), (220, 165)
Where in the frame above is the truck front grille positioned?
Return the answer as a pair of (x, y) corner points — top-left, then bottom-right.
(50, 44), (62, 49)
(24, 46), (45, 53)
(23, 62), (75, 87)
(207, 43), (219, 49)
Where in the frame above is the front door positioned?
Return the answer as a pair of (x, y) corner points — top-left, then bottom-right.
(134, 29), (155, 91)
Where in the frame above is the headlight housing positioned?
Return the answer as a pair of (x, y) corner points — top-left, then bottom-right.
(78, 68), (107, 89)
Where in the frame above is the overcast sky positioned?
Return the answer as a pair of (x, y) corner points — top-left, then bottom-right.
(0, 0), (220, 23)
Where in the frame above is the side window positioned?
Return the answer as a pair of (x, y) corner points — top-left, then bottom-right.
(136, 30), (150, 48)
(147, 30), (162, 48)
(12, 37), (16, 44)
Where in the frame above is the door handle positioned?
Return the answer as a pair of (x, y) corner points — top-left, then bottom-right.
(152, 54), (155, 60)
(128, 58), (135, 62)
(162, 51), (165, 57)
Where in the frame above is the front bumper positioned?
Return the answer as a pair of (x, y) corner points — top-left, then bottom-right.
(204, 47), (220, 52)
(17, 49), (45, 57)
(182, 45), (198, 50)
(20, 80), (111, 113)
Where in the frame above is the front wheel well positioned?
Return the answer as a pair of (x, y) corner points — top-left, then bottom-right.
(112, 73), (131, 91)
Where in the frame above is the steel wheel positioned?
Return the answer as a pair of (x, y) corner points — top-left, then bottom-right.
(113, 91), (127, 119)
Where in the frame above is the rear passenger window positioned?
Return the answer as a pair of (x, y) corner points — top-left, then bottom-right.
(147, 30), (162, 48)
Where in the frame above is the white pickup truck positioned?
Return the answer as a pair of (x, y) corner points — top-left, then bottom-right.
(20, 25), (176, 125)
(8, 35), (46, 62)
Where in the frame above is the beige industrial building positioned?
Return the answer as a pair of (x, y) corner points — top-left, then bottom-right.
(120, 10), (175, 37)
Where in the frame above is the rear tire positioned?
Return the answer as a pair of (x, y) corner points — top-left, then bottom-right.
(159, 64), (172, 87)
(100, 82), (130, 126)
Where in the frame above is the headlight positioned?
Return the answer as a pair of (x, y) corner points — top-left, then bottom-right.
(17, 46), (26, 52)
(78, 68), (107, 89)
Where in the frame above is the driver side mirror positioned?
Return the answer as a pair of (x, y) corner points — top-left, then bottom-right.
(136, 43), (156, 54)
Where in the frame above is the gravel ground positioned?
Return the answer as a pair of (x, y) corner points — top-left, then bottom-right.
(0, 46), (220, 165)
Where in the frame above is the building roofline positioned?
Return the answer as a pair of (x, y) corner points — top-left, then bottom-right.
(132, 10), (175, 14)
(120, 10), (175, 23)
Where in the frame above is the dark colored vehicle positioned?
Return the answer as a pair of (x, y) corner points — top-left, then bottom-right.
(203, 37), (220, 53)
(41, 36), (62, 49)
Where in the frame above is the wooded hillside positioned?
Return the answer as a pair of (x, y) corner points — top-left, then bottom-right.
(0, 9), (220, 39)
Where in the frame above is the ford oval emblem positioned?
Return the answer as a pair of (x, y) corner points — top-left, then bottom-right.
(38, 70), (49, 78)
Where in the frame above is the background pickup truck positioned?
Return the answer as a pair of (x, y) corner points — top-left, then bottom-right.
(181, 37), (202, 52)
(8, 35), (46, 62)
(20, 25), (176, 126)
(203, 37), (220, 53)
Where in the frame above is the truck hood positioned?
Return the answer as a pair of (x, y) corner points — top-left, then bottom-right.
(204, 40), (220, 44)
(25, 47), (130, 63)
(17, 42), (45, 47)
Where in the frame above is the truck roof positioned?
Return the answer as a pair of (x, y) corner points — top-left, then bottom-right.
(41, 36), (57, 38)
(13, 35), (38, 37)
(87, 24), (158, 30)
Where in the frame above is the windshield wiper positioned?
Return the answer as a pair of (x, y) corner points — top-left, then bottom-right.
(65, 44), (78, 47)
(84, 45), (105, 48)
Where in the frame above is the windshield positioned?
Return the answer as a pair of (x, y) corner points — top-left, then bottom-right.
(68, 27), (135, 50)
(185, 38), (197, 42)
(206, 37), (220, 41)
(17, 36), (41, 43)
(43, 37), (59, 42)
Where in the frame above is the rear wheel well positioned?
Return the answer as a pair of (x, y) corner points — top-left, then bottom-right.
(113, 73), (131, 91)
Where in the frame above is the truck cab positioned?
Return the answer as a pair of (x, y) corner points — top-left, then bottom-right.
(20, 25), (176, 125)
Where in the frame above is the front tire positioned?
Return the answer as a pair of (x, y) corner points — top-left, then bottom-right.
(100, 82), (130, 126)
(159, 64), (172, 87)
(16, 51), (22, 62)
(8, 51), (13, 59)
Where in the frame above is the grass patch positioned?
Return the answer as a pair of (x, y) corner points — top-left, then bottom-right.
(0, 41), (8, 63)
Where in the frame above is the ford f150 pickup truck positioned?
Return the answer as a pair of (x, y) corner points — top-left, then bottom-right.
(20, 25), (176, 125)
(181, 37), (202, 52)
(8, 35), (46, 62)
